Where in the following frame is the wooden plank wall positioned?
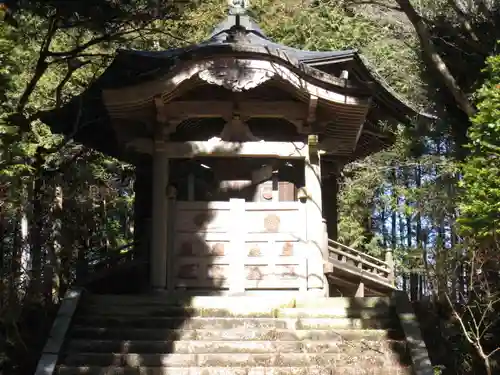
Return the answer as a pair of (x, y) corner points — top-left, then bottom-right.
(172, 200), (308, 292)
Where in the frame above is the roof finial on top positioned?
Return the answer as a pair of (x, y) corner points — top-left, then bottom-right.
(228, 0), (249, 15)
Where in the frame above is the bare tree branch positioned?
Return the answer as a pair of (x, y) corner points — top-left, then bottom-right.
(394, 0), (475, 117)
(46, 25), (145, 58)
(16, 16), (58, 113)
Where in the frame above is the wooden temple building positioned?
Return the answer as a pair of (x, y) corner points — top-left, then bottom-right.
(42, 1), (425, 298)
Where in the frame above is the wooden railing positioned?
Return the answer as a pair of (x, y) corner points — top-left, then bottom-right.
(327, 239), (394, 284)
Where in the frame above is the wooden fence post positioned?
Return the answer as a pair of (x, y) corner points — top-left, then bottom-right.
(385, 248), (395, 284)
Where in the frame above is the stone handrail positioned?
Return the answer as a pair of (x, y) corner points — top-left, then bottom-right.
(35, 241), (145, 374)
(34, 288), (84, 375)
(328, 239), (394, 281)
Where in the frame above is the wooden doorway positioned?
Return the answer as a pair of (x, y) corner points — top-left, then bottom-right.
(168, 157), (304, 203)
(170, 199), (307, 294)
(167, 157), (308, 294)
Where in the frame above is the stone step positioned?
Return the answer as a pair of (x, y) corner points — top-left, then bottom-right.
(83, 294), (293, 308)
(78, 304), (390, 318)
(74, 316), (285, 330)
(78, 305), (274, 318)
(56, 365), (412, 375)
(84, 295), (391, 311)
(77, 305), (390, 319)
(66, 339), (408, 354)
(59, 295), (411, 375)
(59, 351), (404, 368)
(72, 316), (389, 330)
(69, 326), (404, 341)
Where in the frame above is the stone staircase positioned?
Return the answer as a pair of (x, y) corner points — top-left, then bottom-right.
(54, 294), (416, 375)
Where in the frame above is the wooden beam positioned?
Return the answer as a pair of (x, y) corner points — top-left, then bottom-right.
(126, 139), (309, 158)
(325, 274), (388, 296)
(158, 100), (307, 122)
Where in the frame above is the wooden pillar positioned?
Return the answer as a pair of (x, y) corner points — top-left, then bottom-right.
(229, 198), (245, 295)
(166, 186), (177, 293)
(356, 250), (365, 297)
(304, 136), (327, 296)
(305, 140), (325, 257)
(271, 171), (279, 201)
(321, 165), (339, 242)
(150, 140), (169, 290)
(133, 158), (152, 259)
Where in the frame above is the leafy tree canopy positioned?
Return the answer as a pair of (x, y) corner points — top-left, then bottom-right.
(459, 51), (500, 240)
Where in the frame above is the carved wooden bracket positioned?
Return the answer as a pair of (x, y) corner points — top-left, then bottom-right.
(220, 114), (259, 141)
(198, 59), (275, 92)
(308, 134), (319, 163)
(301, 94), (318, 134)
(154, 96), (178, 138)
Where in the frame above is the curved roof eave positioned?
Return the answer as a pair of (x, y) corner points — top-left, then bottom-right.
(102, 45), (373, 109)
(112, 11), (436, 124)
(114, 45), (367, 91)
(302, 51), (437, 125)
(115, 45), (437, 126)
(351, 54), (437, 123)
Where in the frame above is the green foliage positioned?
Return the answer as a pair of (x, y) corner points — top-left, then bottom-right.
(0, 1), (499, 374)
(459, 52), (500, 239)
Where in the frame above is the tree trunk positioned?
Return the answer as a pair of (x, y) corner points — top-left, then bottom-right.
(20, 200), (31, 296)
(395, 0), (475, 117)
(403, 169), (418, 301)
(29, 171), (44, 300)
(362, 209), (374, 252)
(415, 163), (424, 300)
(399, 212), (407, 292)
(391, 166), (398, 282)
(0, 213), (5, 282)
(10, 218), (22, 305)
(408, 215), (418, 301)
(47, 184), (64, 301)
